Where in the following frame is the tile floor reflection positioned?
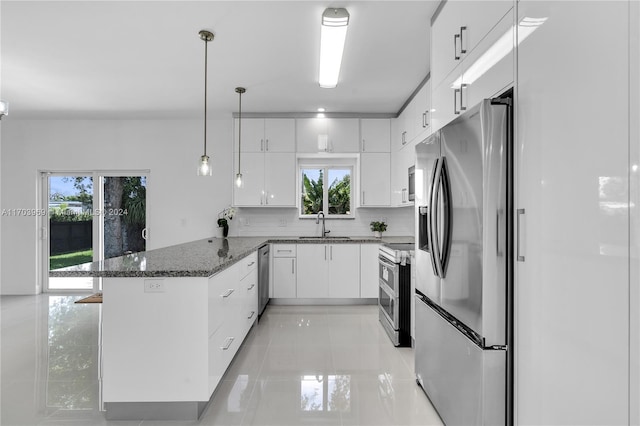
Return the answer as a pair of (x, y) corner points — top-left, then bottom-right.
(1, 296), (442, 426)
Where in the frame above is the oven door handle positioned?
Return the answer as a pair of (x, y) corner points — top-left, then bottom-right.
(378, 256), (399, 272)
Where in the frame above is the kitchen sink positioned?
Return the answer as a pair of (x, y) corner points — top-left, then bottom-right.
(298, 236), (351, 240)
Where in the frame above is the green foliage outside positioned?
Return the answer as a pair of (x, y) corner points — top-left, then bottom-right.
(302, 169), (351, 215)
(50, 249), (93, 270)
(122, 176), (146, 225)
(302, 170), (324, 214)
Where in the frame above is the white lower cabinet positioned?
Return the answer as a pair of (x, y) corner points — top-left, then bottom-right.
(207, 252), (258, 394)
(359, 244), (379, 298)
(296, 244), (360, 299)
(272, 244), (297, 298)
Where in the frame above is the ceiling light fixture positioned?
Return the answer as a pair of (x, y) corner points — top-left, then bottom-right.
(197, 30), (214, 176)
(235, 87), (246, 188)
(319, 8), (350, 89)
(0, 100), (8, 120)
(317, 107), (326, 112)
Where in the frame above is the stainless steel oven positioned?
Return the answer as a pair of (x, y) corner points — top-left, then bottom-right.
(378, 244), (413, 347)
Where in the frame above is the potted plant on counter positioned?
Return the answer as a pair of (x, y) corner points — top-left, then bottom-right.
(370, 221), (387, 238)
(217, 207), (236, 238)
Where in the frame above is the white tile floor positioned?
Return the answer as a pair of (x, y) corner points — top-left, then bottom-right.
(1, 295), (442, 426)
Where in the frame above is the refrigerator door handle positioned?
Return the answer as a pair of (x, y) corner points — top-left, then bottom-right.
(427, 158), (440, 277)
(430, 157), (445, 278)
(439, 156), (452, 277)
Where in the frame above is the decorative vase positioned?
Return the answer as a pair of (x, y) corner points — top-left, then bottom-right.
(374, 231), (381, 238)
(222, 224), (229, 238)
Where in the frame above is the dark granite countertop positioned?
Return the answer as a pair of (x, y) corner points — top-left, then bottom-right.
(49, 235), (413, 278)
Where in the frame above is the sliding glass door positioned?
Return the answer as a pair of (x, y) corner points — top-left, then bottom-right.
(42, 171), (148, 292)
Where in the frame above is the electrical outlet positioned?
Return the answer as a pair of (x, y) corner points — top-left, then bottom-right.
(144, 279), (165, 293)
(279, 218), (287, 227)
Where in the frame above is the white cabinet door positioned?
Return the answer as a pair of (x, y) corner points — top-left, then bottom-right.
(296, 118), (329, 153)
(430, 0), (463, 89)
(391, 116), (403, 153)
(328, 244), (360, 298)
(515, 2), (629, 425)
(296, 245), (328, 298)
(461, 9), (514, 109)
(328, 119), (360, 153)
(360, 119), (391, 152)
(359, 244), (379, 298)
(412, 80), (431, 143)
(264, 153), (296, 206)
(264, 119), (295, 152)
(360, 153), (391, 207)
(233, 153), (265, 206)
(459, 2), (512, 59)
(272, 257), (296, 298)
(236, 118), (266, 153)
(431, 65), (463, 133)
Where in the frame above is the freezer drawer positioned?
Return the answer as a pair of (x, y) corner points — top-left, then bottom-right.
(415, 296), (505, 426)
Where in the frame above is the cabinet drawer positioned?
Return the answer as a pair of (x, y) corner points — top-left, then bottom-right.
(272, 244), (296, 257)
(239, 252), (258, 278)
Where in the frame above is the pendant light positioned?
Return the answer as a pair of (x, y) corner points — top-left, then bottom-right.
(197, 30), (214, 176)
(235, 87), (246, 188)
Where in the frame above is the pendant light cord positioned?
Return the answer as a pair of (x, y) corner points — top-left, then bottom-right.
(203, 36), (208, 157)
(238, 91), (242, 172)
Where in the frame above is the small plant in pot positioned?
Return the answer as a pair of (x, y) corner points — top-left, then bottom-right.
(370, 221), (387, 238)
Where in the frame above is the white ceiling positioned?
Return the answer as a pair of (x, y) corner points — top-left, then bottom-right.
(1, 1), (439, 119)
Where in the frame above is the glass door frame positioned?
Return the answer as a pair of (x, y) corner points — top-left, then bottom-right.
(39, 170), (149, 293)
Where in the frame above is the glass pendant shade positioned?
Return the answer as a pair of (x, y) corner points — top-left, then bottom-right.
(235, 173), (243, 188)
(198, 155), (213, 176)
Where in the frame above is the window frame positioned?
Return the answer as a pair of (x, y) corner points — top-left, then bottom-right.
(298, 156), (356, 219)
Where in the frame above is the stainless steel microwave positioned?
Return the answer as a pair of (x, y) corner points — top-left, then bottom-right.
(408, 166), (415, 201)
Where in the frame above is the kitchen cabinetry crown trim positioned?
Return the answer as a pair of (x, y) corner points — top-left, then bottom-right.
(232, 112), (396, 119)
(397, 73), (431, 117)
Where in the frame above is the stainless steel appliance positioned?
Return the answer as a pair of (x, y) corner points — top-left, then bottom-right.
(378, 243), (413, 347)
(414, 97), (513, 425)
(258, 244), (269, 317)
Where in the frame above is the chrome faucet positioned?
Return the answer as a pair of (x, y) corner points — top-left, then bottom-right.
(316, 212), (330, 237)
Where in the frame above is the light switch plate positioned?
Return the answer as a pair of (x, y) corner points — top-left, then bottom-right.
(144, 279), (165, 293)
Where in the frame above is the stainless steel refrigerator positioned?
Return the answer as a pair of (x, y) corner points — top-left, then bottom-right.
(414, 97), (513, 425)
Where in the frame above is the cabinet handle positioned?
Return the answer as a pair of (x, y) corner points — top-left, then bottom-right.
(324, 246), (327, 261)
(265, 192), (269, 205)
(266, 139), (269, 151)
(277, 249), (292, 253)
(362, 191), (365, 205)
(247, 311), (255, 320)
(422, 112), (427, 128)
(222, 289), (234, 298)
(330, 246), (333, 260)
(248, 283), (255, 290)
(517, 209), (525, 262)
(291, 258), (295, 274)
(460, 83), (468, 112)
(454, 33), (461, 60)
(402, 131), (407, 145)
(260, 139), (264, 151)
(221, 337), (235, 350)
(247, 261), (256, 267)
(459, 26), (467, 54)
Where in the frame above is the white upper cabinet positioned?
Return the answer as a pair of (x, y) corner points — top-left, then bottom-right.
(233, 152), (295, 207)
(515, 1), (630, 424)
(235, 118), (295, 153)
(430, 6), (514, 132)
(360, 119), (391, 152)
(412, 80), (432, 144)
(296, 118), (359, 153)
(430, 1), (512, 90)
(360, 153), (391, 207)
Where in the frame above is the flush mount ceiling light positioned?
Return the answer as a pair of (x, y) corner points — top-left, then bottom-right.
(197, 29), (214, 176)
(0, 100), (8, 120)
(235, 87), (246, 188)
(319, 8), (350, 89)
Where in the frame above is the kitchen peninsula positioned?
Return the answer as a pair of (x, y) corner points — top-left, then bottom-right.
(51, 235), (402, 420)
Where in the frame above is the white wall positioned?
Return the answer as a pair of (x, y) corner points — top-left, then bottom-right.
(1, 118), (233, 295)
